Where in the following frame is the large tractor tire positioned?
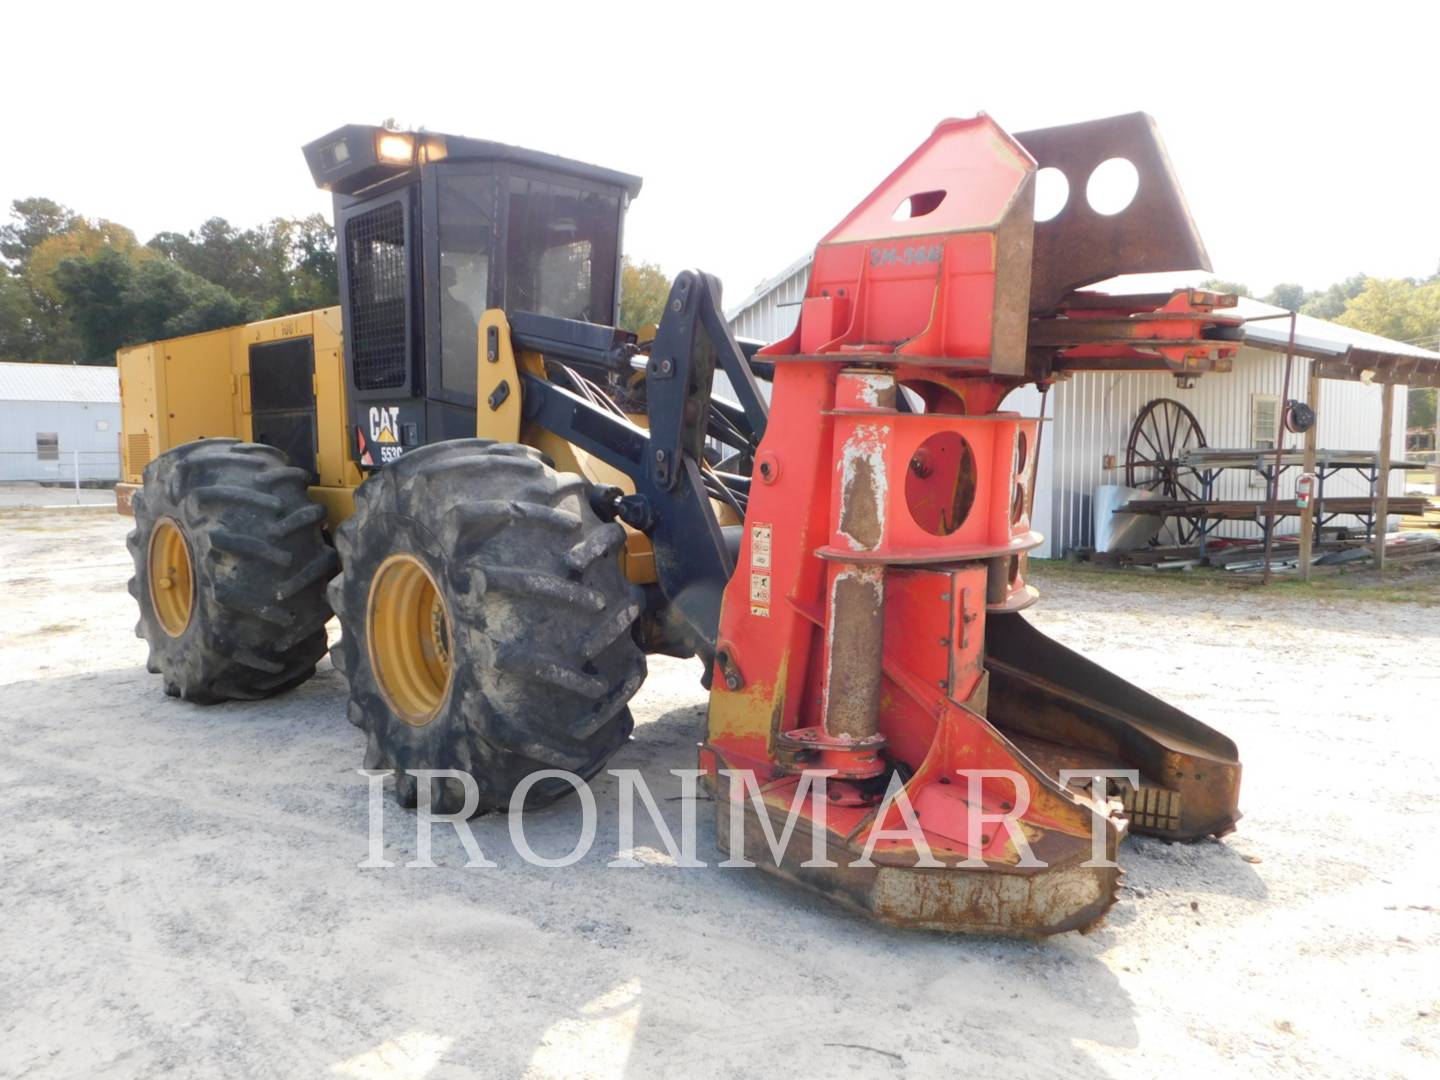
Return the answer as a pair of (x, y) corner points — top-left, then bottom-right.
(328, 440), (647, 815)
(127, 439), (337, 703)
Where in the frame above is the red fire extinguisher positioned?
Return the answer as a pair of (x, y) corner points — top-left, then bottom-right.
(1295, 472), (1316, 509)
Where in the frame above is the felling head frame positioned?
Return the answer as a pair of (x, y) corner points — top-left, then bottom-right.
(700, 112), (1243, 935)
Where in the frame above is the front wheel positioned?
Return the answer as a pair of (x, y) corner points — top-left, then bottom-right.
(328, 440), (647, 815)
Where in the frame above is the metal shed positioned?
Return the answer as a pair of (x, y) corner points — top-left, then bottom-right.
(0, 362), (121, 483)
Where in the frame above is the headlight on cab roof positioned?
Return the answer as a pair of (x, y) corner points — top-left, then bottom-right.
(376, 132), (415, 165)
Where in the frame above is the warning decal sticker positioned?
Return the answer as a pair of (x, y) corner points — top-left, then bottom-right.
(749, 523), (773, 617)
(751, 524), (772, 569)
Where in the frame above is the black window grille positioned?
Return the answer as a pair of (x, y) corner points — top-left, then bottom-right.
(345, 202), (408, 391)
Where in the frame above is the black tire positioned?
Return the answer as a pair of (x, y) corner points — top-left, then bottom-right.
(328, 440), (647, 815)
(127, 439), (337, 703)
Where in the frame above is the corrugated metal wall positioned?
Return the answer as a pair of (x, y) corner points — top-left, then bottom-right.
(0, 399), (121, 482)
(1045, 350), (1408, 554)
(727, 263), (810, 344)
(717, 264), (812, 407)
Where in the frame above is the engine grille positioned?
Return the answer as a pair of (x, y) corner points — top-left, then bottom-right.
(125, 432), (152, 478)
(345, 202), (408, 391)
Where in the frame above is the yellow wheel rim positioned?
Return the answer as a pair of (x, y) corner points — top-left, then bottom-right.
(148, 518), (195, 637)
(367, 554), (453, 727)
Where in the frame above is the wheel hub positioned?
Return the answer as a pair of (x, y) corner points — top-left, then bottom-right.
(148, 518), (195, 637)
(367, 554), (454, 726)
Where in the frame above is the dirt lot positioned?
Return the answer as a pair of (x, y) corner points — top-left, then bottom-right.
(1, 507), (1437, 1079)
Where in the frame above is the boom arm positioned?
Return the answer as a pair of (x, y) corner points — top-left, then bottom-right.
(506, 272), (764, 660)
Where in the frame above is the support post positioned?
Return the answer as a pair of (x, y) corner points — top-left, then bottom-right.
(1298, 365), (1321, 582)
(1433, 386), (1439, 497)
(780, 367), (896, 781)
(73, 448), (81, 504)
(1374, 383), (1394, 573)
(821, 371), (893, 746)
(1261, 314), (1297, 585)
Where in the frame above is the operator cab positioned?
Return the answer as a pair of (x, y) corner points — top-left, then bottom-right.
(303, 124), (642, 459)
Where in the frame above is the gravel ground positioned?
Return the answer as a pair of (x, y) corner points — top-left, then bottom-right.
(1, 507), (1436, 1079)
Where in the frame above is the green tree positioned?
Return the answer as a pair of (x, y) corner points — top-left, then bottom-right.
(0, 197), (79, 268)
(0, 271), (47, 358)
(150, 263), (255, 338)
(1410, 388), (1436, 433)
(1263, 282), (1308, 312)
(147, 214), (337, 316)
(1336, 277), (1440, 344)
(1301, 274), (1367, 320)
(148, 217), (278, 305)
(1336, 277), (1440, 437)
(271, 215), (339, 313)
(1198, 278), (1250, 298)
(51, 249), (138, 358)
(27, 219), (145, 304)
(11, 215), (145, 359)
(618, 257), (671, 333)
(0, 197), (337, 361)
(52, 247), (254, 361)
(0, 199), (92, 358)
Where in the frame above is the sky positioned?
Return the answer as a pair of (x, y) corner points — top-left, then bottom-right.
(5, 1), (1438, 310)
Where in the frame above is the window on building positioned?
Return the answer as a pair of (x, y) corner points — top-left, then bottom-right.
(36, 432), (59, 462)
(1250, 394), (1279, 487)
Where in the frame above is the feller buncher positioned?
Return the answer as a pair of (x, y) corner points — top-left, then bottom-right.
(118, 113), (1243, 935)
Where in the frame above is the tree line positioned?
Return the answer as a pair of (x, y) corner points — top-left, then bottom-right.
(1, 193), (1434, 432)
(0, 197), (338, 363)
(0, 195), (676, 363)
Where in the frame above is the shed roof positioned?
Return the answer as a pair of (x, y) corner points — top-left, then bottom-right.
(1227, 297), (1440, 387)
(0, 362), (119, 404)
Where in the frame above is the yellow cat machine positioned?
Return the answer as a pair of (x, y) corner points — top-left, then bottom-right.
(118, 116), (1242, 935)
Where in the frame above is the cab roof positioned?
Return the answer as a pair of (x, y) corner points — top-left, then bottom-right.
(303, 124), (644, 200)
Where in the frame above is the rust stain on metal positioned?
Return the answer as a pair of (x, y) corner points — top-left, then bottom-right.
(850, 371), (898, 410)
(840, 456), (883, 550)
(823, 567), (885, 740)
(837, 424), (888, 551)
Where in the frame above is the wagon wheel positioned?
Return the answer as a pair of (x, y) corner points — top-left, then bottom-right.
(1125, 397), (1208, 546)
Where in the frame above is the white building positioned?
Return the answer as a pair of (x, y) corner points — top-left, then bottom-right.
(0, 362), (121, 483)
(725, 265), (1438, 557)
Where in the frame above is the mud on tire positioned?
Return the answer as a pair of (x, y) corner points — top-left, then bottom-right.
(127, 439), (337, 703)
(328, 440), (647, 815)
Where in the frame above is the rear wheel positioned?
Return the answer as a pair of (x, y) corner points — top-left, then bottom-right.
(127, 439), (337, 703)
(328, 440), (647, 814)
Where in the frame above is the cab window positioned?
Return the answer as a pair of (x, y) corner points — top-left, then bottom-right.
(436, 172), (496, 400)
(505, 176), (619, 323)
